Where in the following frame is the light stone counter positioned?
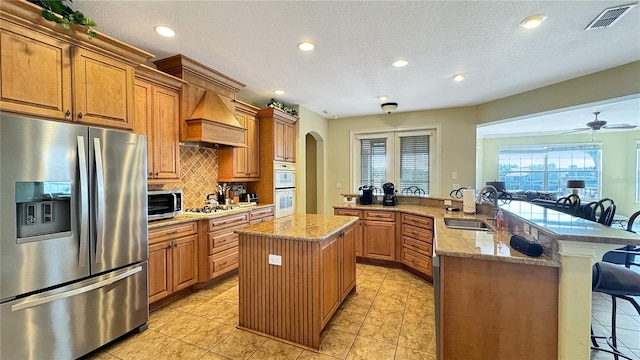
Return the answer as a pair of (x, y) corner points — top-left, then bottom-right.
(148, 204), (274, 229)
(235, 214), (358, 242)
(334, 203), (560, 267)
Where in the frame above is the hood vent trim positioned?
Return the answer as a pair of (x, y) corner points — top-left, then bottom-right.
(585, 3), (637, 30)
(183, 91), (246, 148)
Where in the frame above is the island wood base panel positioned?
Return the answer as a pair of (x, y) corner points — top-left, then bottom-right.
(239, 235), (322, 349)
(440, 256), (559, 360)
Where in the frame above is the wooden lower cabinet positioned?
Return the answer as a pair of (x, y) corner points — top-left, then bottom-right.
(320, 235), (341, 325)
(249, 205), (275, 225)
(341, 225), (356, 298)
(333, 209), (363, 257)
(400, 213), (434, 276)
(439, 256), (559, 360)
(198, 213), (249, 282)
(148, 221), (198, 303)
(363, 220), (395, 260)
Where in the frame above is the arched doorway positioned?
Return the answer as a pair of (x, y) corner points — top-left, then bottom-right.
(305, 132), (324, 214)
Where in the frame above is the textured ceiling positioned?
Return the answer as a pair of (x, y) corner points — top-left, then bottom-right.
(73, 0), (640, 127)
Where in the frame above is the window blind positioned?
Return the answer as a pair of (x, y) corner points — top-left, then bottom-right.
(360, 138), (386, 188)
(399, 135), (430, 193)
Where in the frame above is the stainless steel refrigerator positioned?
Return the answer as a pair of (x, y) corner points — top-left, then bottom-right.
(0, 114), (149, 359)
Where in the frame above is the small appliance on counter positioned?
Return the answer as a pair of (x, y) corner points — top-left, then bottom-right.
(382, 182), (398, 206)
(241, 192), (259, 204)
(359, 186), (373, 205)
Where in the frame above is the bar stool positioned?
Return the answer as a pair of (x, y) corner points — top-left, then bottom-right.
(591, 261), (640, 360)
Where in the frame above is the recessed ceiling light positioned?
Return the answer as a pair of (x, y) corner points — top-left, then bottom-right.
(453, 74), (465, 82)
(154, 25), (176, 37)
(520, 15), (547, 29)
(274, 90), (285, 95)
(378, 95), (388, 101)
(392, 59), (408, 67)
(297, 42), (315, 51)
(333, 116), (338, 119)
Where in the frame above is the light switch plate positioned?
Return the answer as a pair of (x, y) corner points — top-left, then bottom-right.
(268, 254), (282, 266)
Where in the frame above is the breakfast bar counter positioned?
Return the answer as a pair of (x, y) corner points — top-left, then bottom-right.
(235, 214), (358, 351)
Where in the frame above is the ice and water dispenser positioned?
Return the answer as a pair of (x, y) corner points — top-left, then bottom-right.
(15, 181), (71, 241)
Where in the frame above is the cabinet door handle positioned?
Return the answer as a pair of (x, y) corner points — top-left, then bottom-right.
(166, 244), (172, 249)
(77, 112), (83, 119)
(149, 172), (153, 177)
(154, 172), (159, 177)
(65, 110), (71, 118)
(173, 243), (178, 248)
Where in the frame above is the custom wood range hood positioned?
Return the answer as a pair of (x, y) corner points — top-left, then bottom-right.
(154, 54), (247, 147)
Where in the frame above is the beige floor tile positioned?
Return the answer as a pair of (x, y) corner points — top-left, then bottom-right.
(398, 323), (435, 352)
(189, 299), (234, 319)
(248, 339), (303, 359)
(402, 309), (435, 325)
(358, 316), (401, 344)
(379, 279), (411, 292)
(297, 350), (341, 360)
(328, 309), (367, 334)
(345, 336), (396, 360)
(375, 288), (409, 304)
(211, 329), (267, 360)
(148, 306), (185, 330)
(216, 303), (240, 326)
(156, 312), (210, 339)
(319, 329), (357, 359)
(155, 339), (207, 359)
(168, 293), (210, 313)
(217, 288), (240, 303)
(341, 296), (372, 315)
(353, 287), (378, 301)
(108, 330), (178, 360)
(394, 345), (435, 360)
(84, 349), (120, 360)
(368, 298), (405, 321)
(199, 352), (233, 360)
(384, 269), (415, 282)
(181, 320), (236, 350)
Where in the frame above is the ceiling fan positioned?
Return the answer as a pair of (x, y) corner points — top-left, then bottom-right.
(561, 111), (637, 134)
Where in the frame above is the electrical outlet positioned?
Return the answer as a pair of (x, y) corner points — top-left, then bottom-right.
(444, 200), (452, 206)
(452, 172), (458, 180)
(268, 254), (282, 266)
(335, 183), (342, 189)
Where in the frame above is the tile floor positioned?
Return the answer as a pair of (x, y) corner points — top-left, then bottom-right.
(87, 264), (436, 360)
(86, 262), (640, 360)
(590, 292), (640, 360)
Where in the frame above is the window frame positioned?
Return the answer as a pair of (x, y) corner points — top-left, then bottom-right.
(636, 140), (640, 204)
(497, 143), (602, 200)
(350, 126), (441, 195)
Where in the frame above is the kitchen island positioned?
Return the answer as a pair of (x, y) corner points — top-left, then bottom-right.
(235, 214), (358, 351)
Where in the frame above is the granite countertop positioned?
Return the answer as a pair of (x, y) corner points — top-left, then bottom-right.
(500, 201), (640, 246)
(235, 214), (359, 243)
(334, 203), (561, 267)
(148, 204), (274, 229)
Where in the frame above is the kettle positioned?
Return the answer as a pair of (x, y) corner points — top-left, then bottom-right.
(205, 193), (219, 208)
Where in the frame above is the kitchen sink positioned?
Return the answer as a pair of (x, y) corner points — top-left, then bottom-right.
(444, 218), (493, 231)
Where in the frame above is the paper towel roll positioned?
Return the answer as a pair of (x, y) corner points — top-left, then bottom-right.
(463, 189), (476, 214)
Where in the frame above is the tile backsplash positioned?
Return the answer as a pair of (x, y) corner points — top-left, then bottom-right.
(148, 144), (218, 209)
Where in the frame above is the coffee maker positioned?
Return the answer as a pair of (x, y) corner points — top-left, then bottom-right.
(359, 186), (373, 205)
(382, 182), (398, 206)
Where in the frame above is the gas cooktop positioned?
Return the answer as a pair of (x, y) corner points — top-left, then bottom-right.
(184, 206), (234, 214)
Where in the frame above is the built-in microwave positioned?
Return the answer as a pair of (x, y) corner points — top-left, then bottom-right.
(274, 161), (295, 189)
(148, 190), (183, 221)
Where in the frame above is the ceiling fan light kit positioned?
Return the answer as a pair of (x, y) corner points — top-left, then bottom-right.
(560, 111), (637, 135)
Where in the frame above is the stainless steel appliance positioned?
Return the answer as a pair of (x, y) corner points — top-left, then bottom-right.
(382, 182), (398, 206)
(148, 189), (183, 221)
(274, 161), (295, 218)
(1, 115), (149, 359)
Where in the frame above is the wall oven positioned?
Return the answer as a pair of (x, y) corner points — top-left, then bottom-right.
(274, 162), (296, 218)
(148, 190), (183, 221)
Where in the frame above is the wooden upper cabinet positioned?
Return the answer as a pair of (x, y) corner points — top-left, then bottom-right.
(218, 101), (260, 182)
(134, 66), (184, 183)
(258, 107), (298, 163)
(73, 48), (135, 130)
(0, 1), (153, 128)
(0, 21), (72, 120)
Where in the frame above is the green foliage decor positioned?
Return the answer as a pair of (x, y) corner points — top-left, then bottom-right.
(29, 0), (97, 39)
(266, 99), (298, 117)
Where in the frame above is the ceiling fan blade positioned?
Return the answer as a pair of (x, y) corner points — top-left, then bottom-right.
(602, 123), (637, 130)
(558, 128), (590, 135)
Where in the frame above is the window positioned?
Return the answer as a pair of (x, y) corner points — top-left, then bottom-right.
(636, 141), (640, 203)
(498, 143), (602, 199)
(354, 129), (438, 195)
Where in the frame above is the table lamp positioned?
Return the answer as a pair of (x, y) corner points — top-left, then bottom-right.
(566, 180), (585, 196)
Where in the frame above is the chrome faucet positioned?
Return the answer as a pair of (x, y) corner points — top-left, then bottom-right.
(476, 185), (499, 220)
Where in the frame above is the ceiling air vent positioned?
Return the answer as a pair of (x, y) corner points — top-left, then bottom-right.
(585, 3), (637, 30)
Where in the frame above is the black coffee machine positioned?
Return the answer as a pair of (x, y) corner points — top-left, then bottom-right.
(359, 186), (373, 205)
(382, 182), (398, 206)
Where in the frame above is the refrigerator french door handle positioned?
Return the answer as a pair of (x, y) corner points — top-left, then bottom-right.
(77, 136), (89, 268)
(93, 137), (106, 264)
(11, 266), (142, 312)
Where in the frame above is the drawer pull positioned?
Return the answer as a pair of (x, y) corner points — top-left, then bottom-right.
(220, 261), (227, 266)
(166, 230), (178, 235)
(219, 239), (227, 243)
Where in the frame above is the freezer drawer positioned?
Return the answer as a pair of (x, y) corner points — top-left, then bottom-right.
(0, 262), (148, 360)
